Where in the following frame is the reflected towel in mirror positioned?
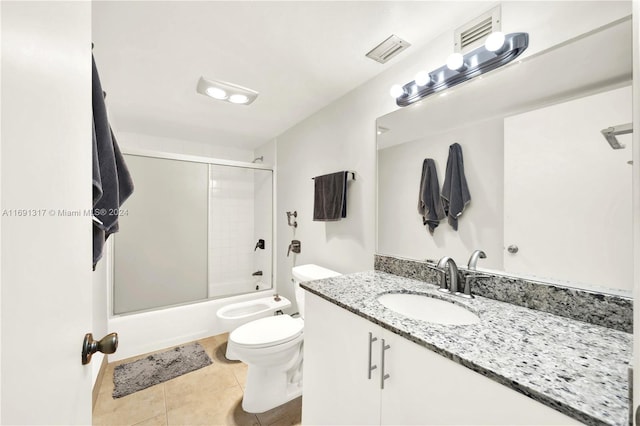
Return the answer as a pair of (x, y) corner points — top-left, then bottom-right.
(418, 159), (445, 234)
(441, 143), (471, 230)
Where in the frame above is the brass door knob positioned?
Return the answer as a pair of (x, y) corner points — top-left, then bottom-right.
(82, 332), (118, 365)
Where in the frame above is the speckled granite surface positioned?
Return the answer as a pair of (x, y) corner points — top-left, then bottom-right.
(375, 254), (633, 333)
(302, 271), (632, 426)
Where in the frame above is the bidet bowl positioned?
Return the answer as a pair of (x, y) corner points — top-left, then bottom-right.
(377, 292), (480, 325)
(216, 295), (291, 330)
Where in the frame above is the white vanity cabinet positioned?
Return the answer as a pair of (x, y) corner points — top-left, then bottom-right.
(302, 291), (581, 425)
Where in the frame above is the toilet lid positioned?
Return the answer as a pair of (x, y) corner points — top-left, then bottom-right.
(230, 315), (303, 348)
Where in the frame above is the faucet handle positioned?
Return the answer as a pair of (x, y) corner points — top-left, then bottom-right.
(461, 276), (475, 299)
(461, 272), (491, 298)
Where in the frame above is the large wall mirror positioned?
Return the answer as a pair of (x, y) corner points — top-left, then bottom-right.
(376, 18), (632, 294)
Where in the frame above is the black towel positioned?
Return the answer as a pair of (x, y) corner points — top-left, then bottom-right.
(418, 159), (445, 234)
(441, 143), (471, 230)
(92, 54), (134, 268)
(313, 171), (348, 221)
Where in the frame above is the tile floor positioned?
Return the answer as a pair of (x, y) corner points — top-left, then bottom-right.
(93, 333), (302, 426)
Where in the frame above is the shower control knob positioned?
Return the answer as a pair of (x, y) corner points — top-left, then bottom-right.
(507, 245), (519, 254)
(287, 240), (301, 257)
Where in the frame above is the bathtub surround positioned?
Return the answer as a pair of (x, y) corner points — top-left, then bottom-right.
(113, 342), (212, 398)
(375, 254), (633, 333)
(302, 271), (632, 426)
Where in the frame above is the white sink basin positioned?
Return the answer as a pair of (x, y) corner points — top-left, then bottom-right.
(377, 293), (480, 325)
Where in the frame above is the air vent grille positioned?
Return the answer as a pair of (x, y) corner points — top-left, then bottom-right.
(455, 6), (501, 53)
(460, 17), (493, 49)
(366, 35), (411, 64)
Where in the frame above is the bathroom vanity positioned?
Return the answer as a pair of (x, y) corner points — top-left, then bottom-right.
(301, 271), (631, 426)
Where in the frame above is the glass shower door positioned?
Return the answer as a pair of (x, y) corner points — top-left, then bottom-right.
(114, 155), (208, 314)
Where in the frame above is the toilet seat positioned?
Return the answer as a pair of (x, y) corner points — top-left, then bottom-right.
(230, 315), (303, 349)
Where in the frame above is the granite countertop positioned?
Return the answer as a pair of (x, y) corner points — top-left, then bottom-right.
(301, 270), (632, 426)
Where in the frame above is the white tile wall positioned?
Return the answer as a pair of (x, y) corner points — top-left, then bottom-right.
(208, 166), (271, 297)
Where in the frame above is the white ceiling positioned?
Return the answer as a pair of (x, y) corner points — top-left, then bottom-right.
(92, 1), (493, 150)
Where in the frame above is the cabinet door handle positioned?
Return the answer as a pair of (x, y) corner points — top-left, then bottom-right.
(368, 332), (378, 379)
(380, 338), (391, 389)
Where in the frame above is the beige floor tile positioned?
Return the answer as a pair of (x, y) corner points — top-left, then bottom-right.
(132, 414), (168, 426)
(166, 384), (259, 426)
(93, 384), (165, 426)
(231, 362), (248, 388)
(200, 336), (238, 365)
(164, 362), (239, 411)
(255, 397), (302, 426)
(93, 333), (300, 426)
(266, 416), (302, 426)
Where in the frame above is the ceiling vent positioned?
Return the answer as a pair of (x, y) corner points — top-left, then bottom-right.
(455, 6), (501, 54)
(366, 34), (411, 64)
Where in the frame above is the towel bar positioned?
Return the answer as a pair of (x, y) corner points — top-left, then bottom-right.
(311, 171), (356, 181)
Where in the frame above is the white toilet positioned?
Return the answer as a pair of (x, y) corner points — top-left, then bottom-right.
(226, 264), (341, 413)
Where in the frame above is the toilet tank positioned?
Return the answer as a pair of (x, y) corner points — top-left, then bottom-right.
(292, 264), (341, 318)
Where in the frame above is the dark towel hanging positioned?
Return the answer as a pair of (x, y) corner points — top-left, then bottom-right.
(418, 159), (445, 234)
(441, 143), (471, 230)
(92, 54), (134, 268)
(313, 171), (348, 221)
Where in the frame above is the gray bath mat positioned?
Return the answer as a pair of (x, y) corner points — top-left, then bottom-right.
(113, 342), (212, 398)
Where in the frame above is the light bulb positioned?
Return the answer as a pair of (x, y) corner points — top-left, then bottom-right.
(206, 87), (228, 100)
(446, 53), (465, 71)
(389, 84), (404, 98)
(415, 71), (431, 87)
(485, 32), (506, 52)
(229, 94), (249, 104)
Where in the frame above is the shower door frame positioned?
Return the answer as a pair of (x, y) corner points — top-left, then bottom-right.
(110, 148), (276, 316)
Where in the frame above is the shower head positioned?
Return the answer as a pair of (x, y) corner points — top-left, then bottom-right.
(601, 123), (632, 150)
(252, 156), (264, 163)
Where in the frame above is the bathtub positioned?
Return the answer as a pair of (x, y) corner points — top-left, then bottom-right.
(108, 290), (274, 362)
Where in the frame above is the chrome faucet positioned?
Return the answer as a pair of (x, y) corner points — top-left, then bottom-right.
(467, 250), (486, 270)
(462, 250), (488, 299)
(436, 257), (459, 294)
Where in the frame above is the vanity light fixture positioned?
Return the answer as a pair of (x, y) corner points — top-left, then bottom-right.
(197, 76), (259, 106)
(390, 31), (528, 107)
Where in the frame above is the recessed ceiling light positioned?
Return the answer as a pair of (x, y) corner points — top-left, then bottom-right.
(197, 77), (258, 106)
(229, 94), (249, 104)
(205, 87), (228, 100)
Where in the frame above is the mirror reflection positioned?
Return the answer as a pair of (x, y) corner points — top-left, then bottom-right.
(376, 19), (632, 294)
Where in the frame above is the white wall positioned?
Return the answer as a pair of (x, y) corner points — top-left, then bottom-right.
(266, 1), (631, 309)
(118, 131), (253, 162)
(378, 119), (504, 269)
(1, 2), (92, 423)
